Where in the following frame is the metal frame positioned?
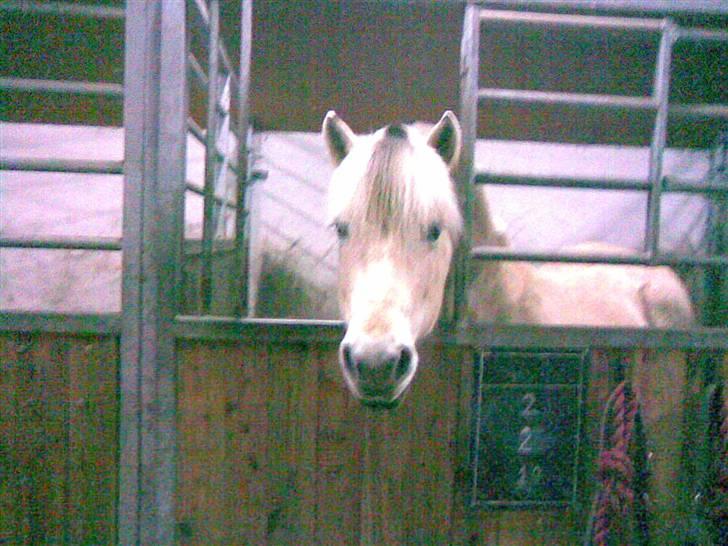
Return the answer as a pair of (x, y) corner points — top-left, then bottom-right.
(0, 3), (726, 543)
(455, 2), (728, 320)
(119, 0), (188, 543)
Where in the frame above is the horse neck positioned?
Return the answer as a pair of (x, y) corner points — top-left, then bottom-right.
(467, 188), (538, 323)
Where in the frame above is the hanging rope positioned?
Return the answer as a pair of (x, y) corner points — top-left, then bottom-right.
(586, 380), (645, 546)
(705, 384), (728, 543)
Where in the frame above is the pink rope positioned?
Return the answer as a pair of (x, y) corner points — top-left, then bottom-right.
(593, 381), (639, 546)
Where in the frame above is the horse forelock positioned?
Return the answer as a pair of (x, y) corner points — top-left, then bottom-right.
(351, 130), (461, 237)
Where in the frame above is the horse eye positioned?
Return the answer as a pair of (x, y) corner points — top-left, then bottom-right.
(334, 221), (350, 240)
(426, 223), (442, 243)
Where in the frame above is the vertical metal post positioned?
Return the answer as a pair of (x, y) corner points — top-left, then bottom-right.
(644, 20), (675, 260)
(235, 0), (253, 318)
(454, 2), (480, 324)
(202, 0), (221, 314)
(120, 0), (187, 543)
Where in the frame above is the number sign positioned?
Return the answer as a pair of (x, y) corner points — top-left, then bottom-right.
(470, 350), (587, 508)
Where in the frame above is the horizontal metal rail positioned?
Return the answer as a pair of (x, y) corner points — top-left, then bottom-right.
(0, 77), (123, 97)
(478, 88), (655, 110)
(669, 103), (728, 120)
(172, 315), (728, 350)
(677, 27), (728, 42)
(478, 89), (728, 119)
(475, 173), (728, 194)
(0, 157), (123, 174)
(479, 8), (666, 31)
(0, 1), (125, 19)
(185, 181), (236, 209)
(1, 311), (725, 350)
(453, 322), (728, 351)
(470, 246), (728, 267)
(475, 173), (649, 191)
(0, 237), (122, 251)
(475, 2), (728, 17)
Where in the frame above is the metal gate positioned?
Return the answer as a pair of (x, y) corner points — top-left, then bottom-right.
(1, 1), (727, 545)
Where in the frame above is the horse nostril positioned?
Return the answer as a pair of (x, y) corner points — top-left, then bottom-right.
(395, 346), (413, 380)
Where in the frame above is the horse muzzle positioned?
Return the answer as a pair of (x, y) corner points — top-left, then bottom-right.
(339, 339), (417, 408)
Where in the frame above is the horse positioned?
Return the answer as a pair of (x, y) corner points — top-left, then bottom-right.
(322, 111), (694, 409)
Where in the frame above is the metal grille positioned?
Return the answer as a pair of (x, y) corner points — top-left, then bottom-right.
(455, 3), (728, 323)
(0, 0), (256, 318)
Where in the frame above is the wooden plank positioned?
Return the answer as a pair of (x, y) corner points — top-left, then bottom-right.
(227, 342), (271, 545)
(176, 340), (228, 545)
(358, 404), (408, 545)
(402, 343), (459, 543)
(39, 335), (70, 544)
(18, 333), (52, 544)
(0, 333), (24, 545)
(631, 349), (688, 545)
(66, 337), (119, 544)
(265, 341), (318, 544)
(315, 344), (362, 545)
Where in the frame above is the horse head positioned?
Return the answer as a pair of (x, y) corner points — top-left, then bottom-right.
(323, 111), (462, 408)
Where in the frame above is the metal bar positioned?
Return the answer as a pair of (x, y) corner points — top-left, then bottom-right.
(475, 172), (649, 191)
(663, 177), (728, 195)
(454, 323), (728, 351)
(119, 0), (187, 543)
(0, 312), (120, 335)
(200, 0), (221, 314)
(454, 2), (481, 325)
(470, 246), (727, 267)
(188, 0), (239, 91)
(186, 181), (236, 208)
(0, 237), (122, 251)
(0, 77), (123, 97)
(474, 1), (728, 16)
(478, 87), (656, 110)
(188, 117), (206, 143)
(170, 316), (728, 350)
(669, 103), (728, 120)
(0, 157), (123, 174)
(0, 1), (125, 18)
(677, 27), (728, 42)
(478, 8), (665, 31)
(188, 52), (208, 87)
(235, 0), (253, 317)
(475, 173), (728, 194)
(644, 21), (675, 258)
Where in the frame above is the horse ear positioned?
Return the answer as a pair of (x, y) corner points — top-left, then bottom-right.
(427, 111), (461, 170)
(322, 111), (356, 165)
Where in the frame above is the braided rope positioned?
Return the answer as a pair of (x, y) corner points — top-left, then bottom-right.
(592, 380), (640, 546)
(707, 387), (728, 542)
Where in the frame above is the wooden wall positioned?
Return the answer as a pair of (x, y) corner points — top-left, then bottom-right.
(1, 329), (725, 544)
(0, 332), (118, 545)
(174, 341), (727, 545)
